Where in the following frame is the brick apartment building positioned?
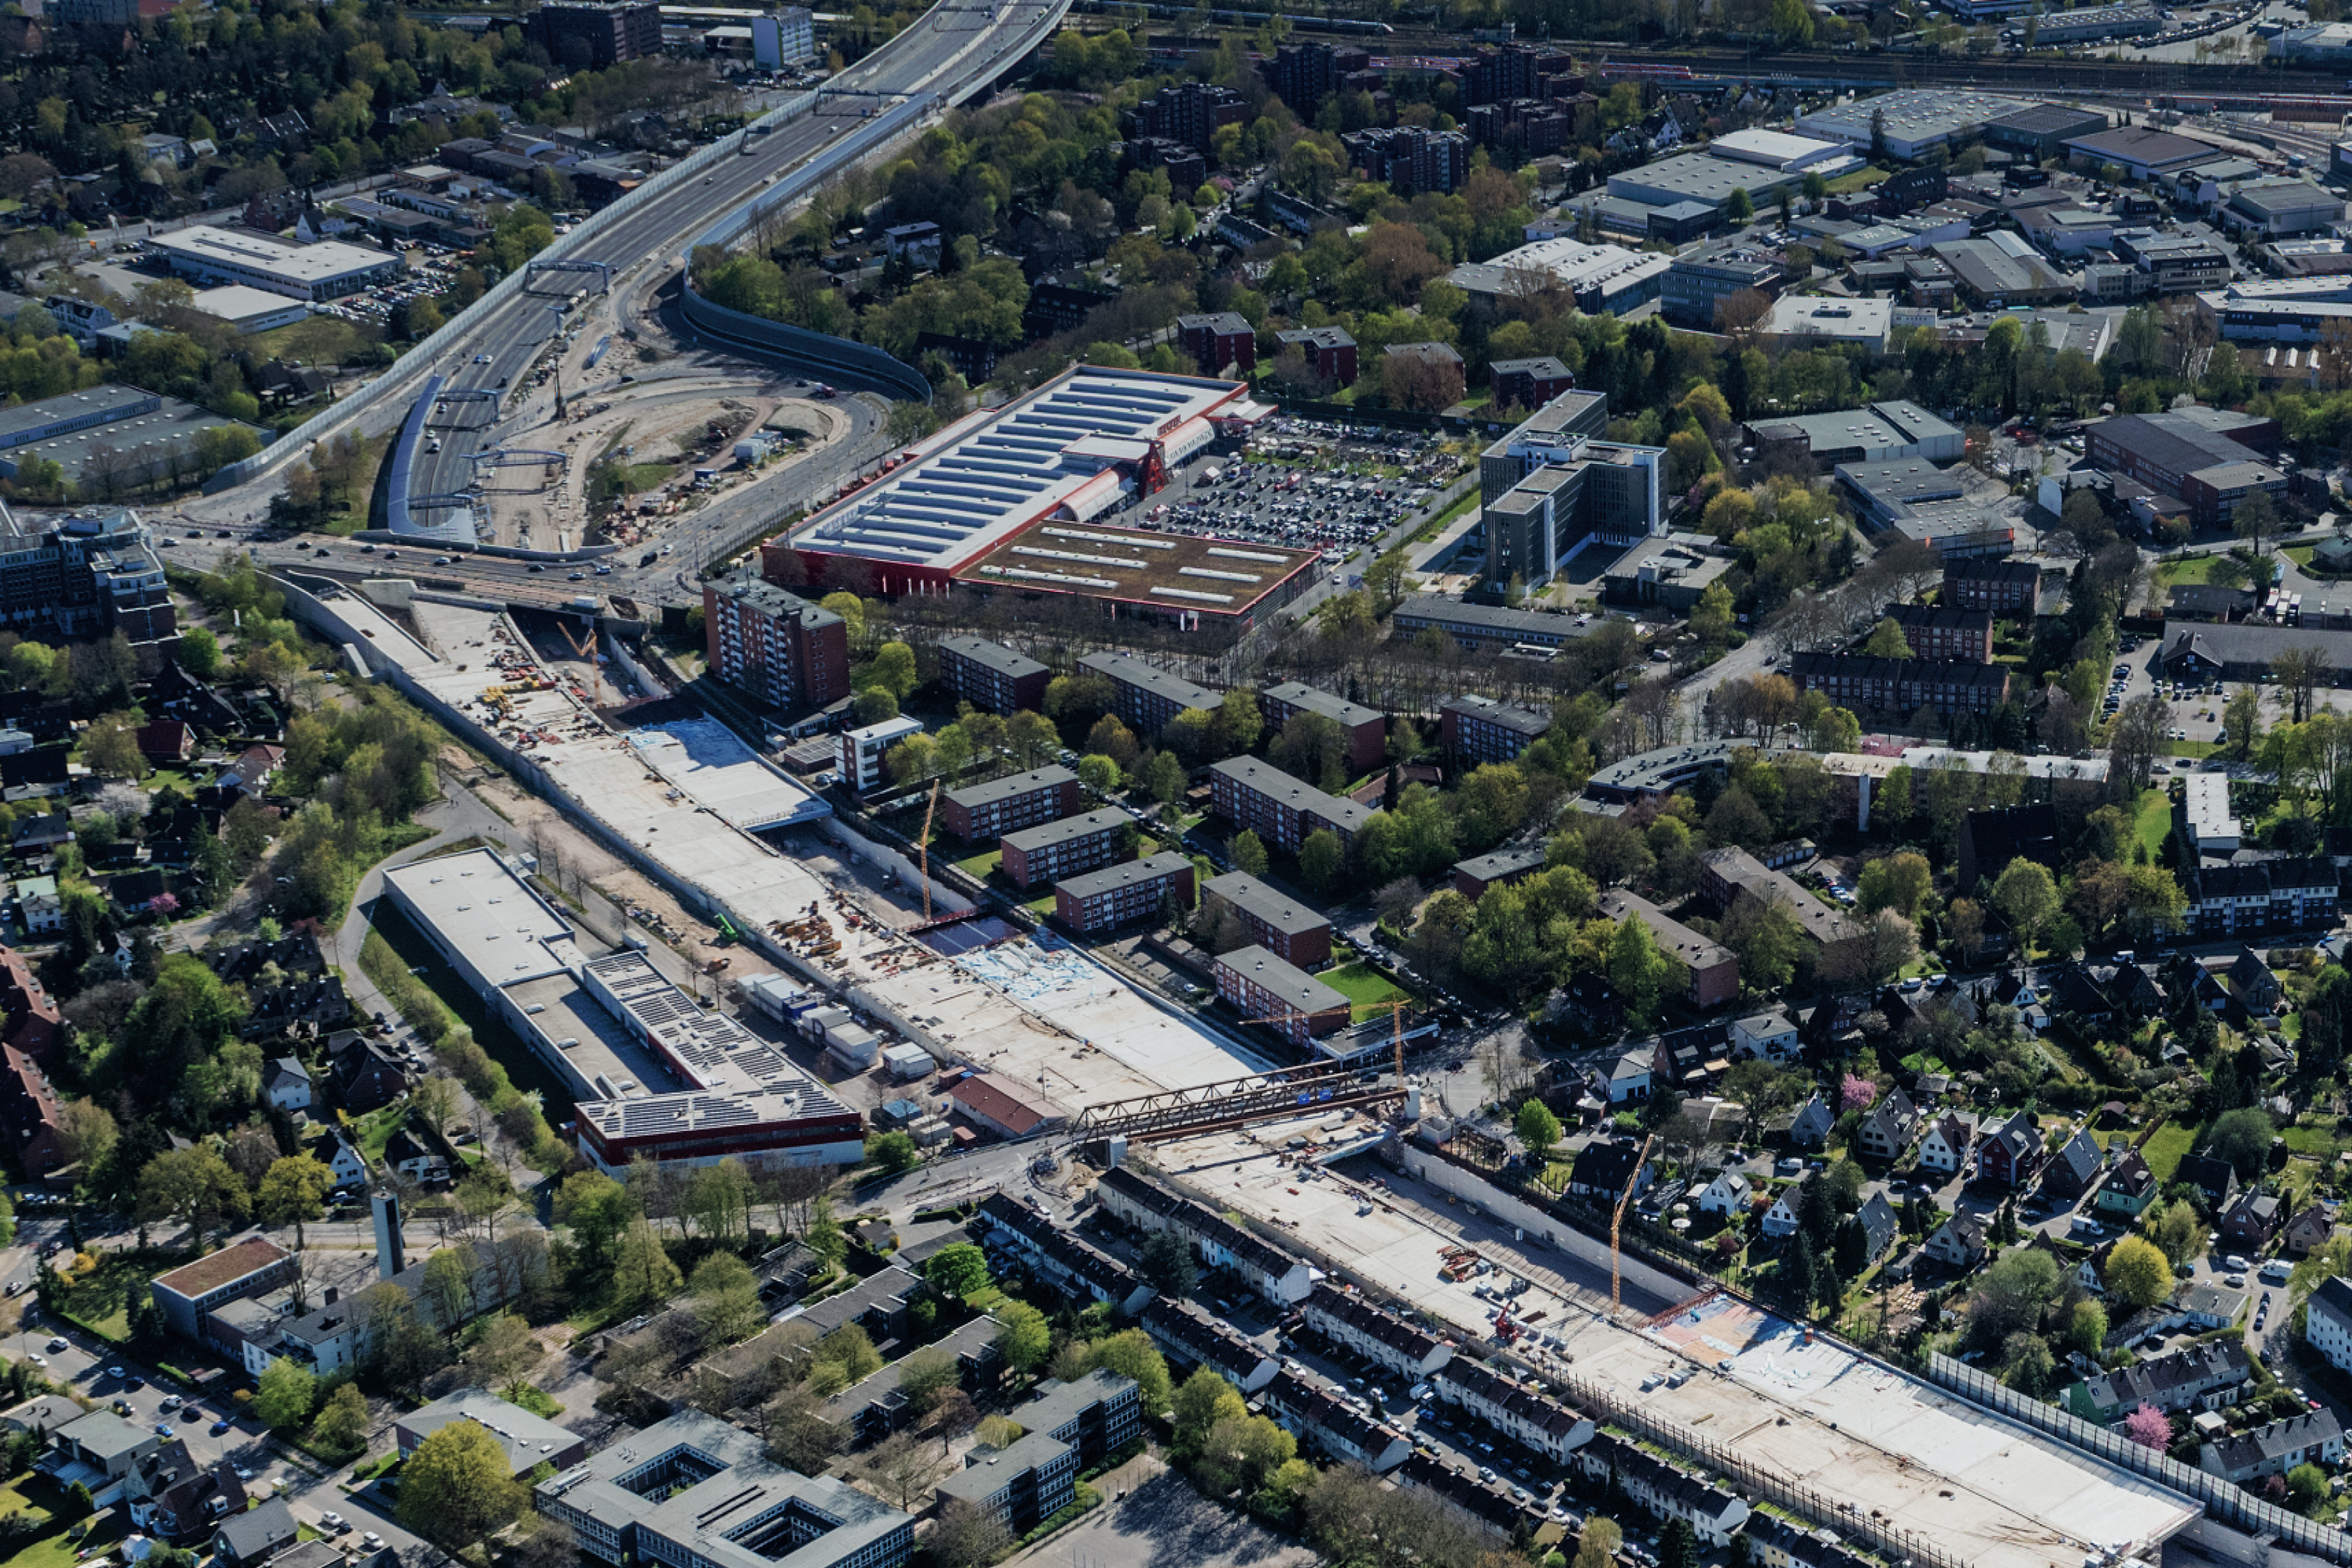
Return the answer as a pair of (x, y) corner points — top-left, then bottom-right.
(1079, 652), (1221, 736)
(1439, 694), (1553, 764)
(1258, 681), (1386, 775)
(1213, 945), (1352, 1045)
(1177, 312), (1256, 375)
(1273, 327), (1358, 387)
(1054, 852), (1196, 934)
(1209, 757), (1371, 853)
(999, 809), (1134, 890)
(1785, 652), (2013, 716)
(1134, 82), (1247, 154)
(529, 0), (661, 65)
(938, 636), (1049, 714)
(1595, 890), (1740, 1009)
(1201, 871), (1333, 966)
(1942, 557), (2042, 615)
(702, 578), (851, 711)
(941, 767), (1079, 843)
(1885, 603), (1995, 662)
(1488, 357), (1575, 410)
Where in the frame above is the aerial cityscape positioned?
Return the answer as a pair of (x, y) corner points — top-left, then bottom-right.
(6, 3), (2352, 1568)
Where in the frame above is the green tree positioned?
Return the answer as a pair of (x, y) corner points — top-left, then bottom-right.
(1726, 186), (1755, 223)
(397, 1419), (527, 1551)
(613, 1215), (683, 1312)
(178, 627), (221, 681)
(923, 1241), (990, 1301)
(1575, 1518), (1623, 1568)
(466, 1313), (543, 1397)
(864, 642), (919, 700)
(688, 1253), (764, 1347)
(894, 1345), (960, 1415)
(1139, 1230), (1198, 1298)
(136, 1145), (250, 1246)
(253, 1356), (316, 1430)
(867, 1132), (920, 1174)
(1991, 857), (2060, 956)
(1298, 828), (1345, 892)
(555, 1169), (632, 1267)
(312, 1382), (368, 1453)
(993, 1301), (1051, 1372)
(1515, 1099), (1562, 1156)
(2204, 1107), (2275, 1179)
(1081, 1328), (1172, 1414)
(1608, 912), (1678, 1021)
(1077, 754), (1121, 793)
(1217, 690), (1263, 754)
(256, 1154), (333, 1251)
(1861, 617), (1914, 658)
(2290, 1462), (2328, 1509)
(806, 1196), (845, 1267)
(1230, 830), (1269, 878)
(1173, 1367), (1247, 1454)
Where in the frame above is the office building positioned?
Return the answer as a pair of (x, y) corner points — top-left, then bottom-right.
(0, 503), (174, 654)
(1440, 694), (1552, 764)
(1488, 357), (1576, 410)
(1446, 238), (1671, 316)
(1201, 870), (1333, 966)
(751, 8), (815, 66)
(148, 225), (404, 302)
(703, 578), (850, 712)
(1054, 852), (1194, 933)
(1392, 596), (1584, 653)
(536, 1411), (914, 1568)
(1209, 757), (1371, 853)
(1661, 246), (1781, 327)
(998, 809), (1132, 889)
(1258, 681), (1385, 774)
(1473, 393), (1665, 590)
(1747, 400), (1964, 466)
(936, 635), (1048, 714)
(530, 0), (662, 65)
(941, 767), (1079, 843)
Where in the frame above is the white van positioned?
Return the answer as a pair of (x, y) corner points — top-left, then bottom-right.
(2261, 1259), (2293, 1286)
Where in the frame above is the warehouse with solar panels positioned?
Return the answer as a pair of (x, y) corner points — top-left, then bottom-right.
(381, 848), (864, 1173)
(763, 366), (1316, 628)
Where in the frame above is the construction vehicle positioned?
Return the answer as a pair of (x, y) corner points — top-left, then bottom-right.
(1610, 1133), (1654, 1320)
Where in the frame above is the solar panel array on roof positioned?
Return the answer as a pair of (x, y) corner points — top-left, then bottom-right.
(796, 370), (1245, 572)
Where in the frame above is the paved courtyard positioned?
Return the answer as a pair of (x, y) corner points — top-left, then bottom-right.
(1001, 1460), (1316, 1568)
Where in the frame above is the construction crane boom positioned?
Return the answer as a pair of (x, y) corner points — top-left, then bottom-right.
(558, 622), (606, 706)
(917, 779), (940, 924)
(1610, 1132), (1654, 1320)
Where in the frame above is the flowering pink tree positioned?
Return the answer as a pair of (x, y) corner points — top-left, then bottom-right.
(1840, 1073), (1876, 1112)
(146, 892), (179, 917)
(2123, 1403), (2172, 1449)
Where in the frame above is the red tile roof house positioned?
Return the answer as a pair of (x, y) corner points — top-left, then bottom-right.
(945, 1072), (1068, 1141)
(0, 1045), (69, 1176)
(135, 721), (195, 766)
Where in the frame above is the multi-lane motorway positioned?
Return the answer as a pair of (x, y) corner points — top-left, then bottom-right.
(176, 0), (1071, 612)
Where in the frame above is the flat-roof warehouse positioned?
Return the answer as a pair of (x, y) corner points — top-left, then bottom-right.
(147, 225), (406, 302)
(768, 367), (1307, 627)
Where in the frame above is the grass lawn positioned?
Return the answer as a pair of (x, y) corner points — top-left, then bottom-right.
(504, 1386), (563, 1420)
(348, 1103), (412, 1165)
(50, 1249), (179, 1342)
(2162, 555), (2227, 587)
(2135, 787), (2174, 862)
(2141, 1120), (2197, 1183)
(2285, 544), (2317, 566)
(2168, 740), (2221, 759)
(1827, 165), (1891, 193)
(1323, 962), (1410, 1009)
(1024, 892), (1055, 915)
(0, 1472), (118, 1568)
(956, 848), (1001, 877)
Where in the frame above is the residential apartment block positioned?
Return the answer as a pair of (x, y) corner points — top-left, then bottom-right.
(702, 578), (851, 711)
(1303, 1284), (1454, 1379)
(1431, 1357), (1594, 1462)
(1095, 1166), (1316, 1303)
(1595, 890), (1740, 1008)
(1214, 945), (1352, 1044)
(1209, 757), (1371, 852)
(940, 766), (1079, 843)
(1259, 681), (1386, 774)
(998, 809), (1132, 890)
(1053, 852), (1196, 934)
(1078, 651), (1220, 736)
(1942, 556), (2042, 614)
(1885, 603), (1995, 662)
(1201, 870), (1333, 966)
(938, 636), (1049, 714)
(1440, 694), (1554, 764)
(2183, 859), (2339, 936)
(1784, 651), (2013, 716)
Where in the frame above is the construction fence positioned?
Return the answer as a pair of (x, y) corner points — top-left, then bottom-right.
(1927, 1352), (2351, 1565)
